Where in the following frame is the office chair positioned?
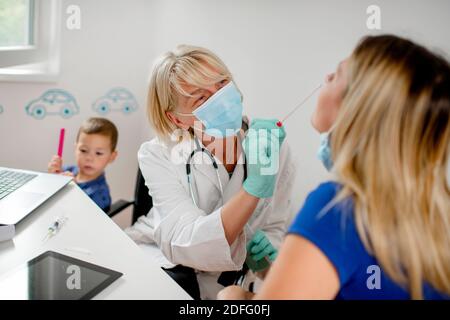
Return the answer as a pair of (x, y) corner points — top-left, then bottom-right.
(108, 167), (152, 225)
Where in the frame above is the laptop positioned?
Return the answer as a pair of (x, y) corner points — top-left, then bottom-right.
(0, 167), (72, 225)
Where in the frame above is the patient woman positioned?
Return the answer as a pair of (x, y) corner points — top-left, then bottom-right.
(219, 35), (450, 300)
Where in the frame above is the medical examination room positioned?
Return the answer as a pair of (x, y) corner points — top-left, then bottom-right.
(0, 0), (449, 308)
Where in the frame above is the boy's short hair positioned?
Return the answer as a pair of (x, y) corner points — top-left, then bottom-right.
(76, 117), (118, 151)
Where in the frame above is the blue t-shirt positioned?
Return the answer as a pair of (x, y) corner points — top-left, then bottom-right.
(288, 181), (448, 300)
(63, 165), (111, 212)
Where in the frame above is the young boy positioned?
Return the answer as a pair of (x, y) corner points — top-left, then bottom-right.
(48, 117), (118, 212)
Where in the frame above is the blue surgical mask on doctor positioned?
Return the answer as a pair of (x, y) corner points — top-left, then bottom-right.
(176, 81), (243, 138)
(317, 132), (333, 171)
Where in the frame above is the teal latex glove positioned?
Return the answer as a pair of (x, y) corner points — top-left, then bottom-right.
(245, 230), (278, 272)
(248, 118), (286, 146)
(242, 118), (286, 198)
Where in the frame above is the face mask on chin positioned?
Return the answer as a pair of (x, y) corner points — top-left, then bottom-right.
(317, 132), (333, 171)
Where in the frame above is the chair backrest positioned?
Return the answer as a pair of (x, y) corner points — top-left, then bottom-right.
(132, 168), (153, 224)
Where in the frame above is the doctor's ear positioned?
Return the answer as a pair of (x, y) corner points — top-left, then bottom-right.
(166, 111), (190, 130)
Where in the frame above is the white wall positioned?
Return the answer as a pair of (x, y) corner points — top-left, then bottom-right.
(146, 0), (450, 212)
(1, 0), (449, 227)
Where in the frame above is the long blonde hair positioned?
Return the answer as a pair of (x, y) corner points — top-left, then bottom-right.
(147, 45), (234, 140)
(331, 35), (450, 299)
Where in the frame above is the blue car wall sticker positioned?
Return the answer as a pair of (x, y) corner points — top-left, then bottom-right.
(92, 87), (138, 115)
(25, 89), (80, 119)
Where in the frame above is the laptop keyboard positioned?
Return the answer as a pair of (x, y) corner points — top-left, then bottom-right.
(0, 170), (38, 200)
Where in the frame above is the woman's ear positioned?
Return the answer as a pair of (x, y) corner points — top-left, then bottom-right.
(166, 111), (190, 130)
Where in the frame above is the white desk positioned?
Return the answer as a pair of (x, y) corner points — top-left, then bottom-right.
(0, 182), (192, 300)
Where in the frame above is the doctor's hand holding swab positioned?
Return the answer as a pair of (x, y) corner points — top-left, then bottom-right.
(242, 119), (286, 198)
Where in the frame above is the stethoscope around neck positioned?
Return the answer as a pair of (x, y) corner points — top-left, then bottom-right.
(185, 131), (247, 208)
(185, 125), (263, 287)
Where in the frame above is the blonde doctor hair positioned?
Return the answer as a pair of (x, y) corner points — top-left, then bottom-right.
(331, 35), (450, 299)
(147, 45), (235, 140)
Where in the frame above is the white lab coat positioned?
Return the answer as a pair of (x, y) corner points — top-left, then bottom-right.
(125, 127), (296, 300)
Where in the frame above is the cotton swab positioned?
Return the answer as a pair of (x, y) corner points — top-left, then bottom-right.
(276, 84), (323, 127)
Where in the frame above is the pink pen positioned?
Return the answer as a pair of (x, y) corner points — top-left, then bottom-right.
(57, 128), (65, 158)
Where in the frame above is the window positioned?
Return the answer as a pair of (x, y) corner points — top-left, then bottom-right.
(0, 0), (35, 49)
(0, 0), (61, 82)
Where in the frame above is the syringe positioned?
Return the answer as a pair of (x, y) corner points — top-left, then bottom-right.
(42, 216), (68, 242)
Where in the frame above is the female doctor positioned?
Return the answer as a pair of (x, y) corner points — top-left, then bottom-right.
(125, 45), (296, 300)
